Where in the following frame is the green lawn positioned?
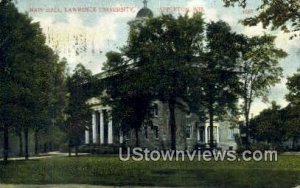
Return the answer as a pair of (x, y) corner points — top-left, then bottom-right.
(0, 155), (300, 187)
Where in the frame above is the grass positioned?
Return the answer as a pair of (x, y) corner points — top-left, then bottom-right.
(0, 155), (300, 187)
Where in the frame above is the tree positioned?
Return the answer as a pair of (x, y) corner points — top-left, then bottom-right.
(238, 34), (287, 147)
(197, 21), (241, 148)
(286, 68), (300, 105)
(102, 51), (153, 147)
(223, 0), (300, 38)
(285, 69), (300, 149)
(250, 101), (285, 147)
(249, 68), (300, 150)
(66, 64), (92, 156)
(0, 0), (62, 160)
(120, 13), (205, 150)
(0, 0), (23, 162)
(31, 47), (62, 156)
(45, 58), (68, 152)
(30, 57), (68, 155)
(251, 101), (300, 150)
(281, 105), (300, 150)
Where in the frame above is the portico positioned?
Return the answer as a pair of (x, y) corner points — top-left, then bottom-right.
(197, 123), (220, 146)
(85, 98), (114, 145)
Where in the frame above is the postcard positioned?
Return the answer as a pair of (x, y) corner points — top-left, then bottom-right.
(0, 0), (300, 187)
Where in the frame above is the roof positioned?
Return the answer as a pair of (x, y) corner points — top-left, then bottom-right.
(136, 7), (153, 18)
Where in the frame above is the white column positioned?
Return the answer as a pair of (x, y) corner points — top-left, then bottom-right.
(85, 127), (89, 144)
(100, 110), (104, 144)
(119, 131), (123, 144)
(197, 127), (200, 141)
(92, 112), (97, 144)
(108, 118), (113, 144)
(216, 127), (220, 144)
(205, 126), (208, 144)
(98, 111), (101, 144)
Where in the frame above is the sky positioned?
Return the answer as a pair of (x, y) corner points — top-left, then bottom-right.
(14, 0), (300, 116)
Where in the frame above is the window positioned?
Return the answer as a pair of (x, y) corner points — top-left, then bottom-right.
(186, 111), (191, 117)
(153, 126), (159, 139)
(186, 123), (192, 139)
(152, 103), (159, 117)
(228, 128), (234, 140)
(186, 118), (192, 139)
(197, 124), (204, 142)
(144, 126), (148, 139)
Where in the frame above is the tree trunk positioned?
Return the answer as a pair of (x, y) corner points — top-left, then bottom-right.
(169, 99), (176, 151)
(68, 139), (71, 157)
(209, 105), (214, 149)
(49, 142), (52, 151)
(3, 123), (9, 162)
(18, 131), (23, 157)
(24, 127), (29, 160)
(75, 145), (78, 156)
(244, 77), (254, 149)
(244, 95), (252, 149)
(43, 143), (47, 153)
(242, 74), (251, 149)
(34, 129), (39, 155)
(244, 109), (250, 149)
(135, 127), (139, 147)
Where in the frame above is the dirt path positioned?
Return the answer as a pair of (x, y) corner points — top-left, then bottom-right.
(0, 185), (115, 188)
(0, 151), (90, 161)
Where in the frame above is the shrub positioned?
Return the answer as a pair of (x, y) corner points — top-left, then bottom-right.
(250, 142), (270, 151)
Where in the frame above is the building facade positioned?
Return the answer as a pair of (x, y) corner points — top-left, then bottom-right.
(84, 97), (240, 151)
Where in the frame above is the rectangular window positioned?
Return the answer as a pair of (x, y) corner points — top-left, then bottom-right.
(228, 128), (234, 140)
(199, 126), (204, 142)
(186, 118), (192, 139)
(186, 123), (192, 139)
(153, 126), (159, 139)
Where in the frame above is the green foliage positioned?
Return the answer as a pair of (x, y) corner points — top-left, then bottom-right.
(102, 6), (287, 150)
(103, 13), (205, 149)
(223, 0), (247, 8)
(282, 104), (300, 150)
(239, 35), (286, 101)
(250, 98), (300, 150)
(65, 64), (93, 147)
(286, 68), (300, 105)
(284, 69), (300, 149)
(102, 51), (154, 146)
(237, 34), (287, 147)
(250, 66), (300, 149)
(250, 102), (285, 145)
(249, 142), (271, 151)
(201, 21), (242, 114)
(223, 0), (300, 38)
(0, 1), (67, 159)
(123, 13), (205, 102)
(192, 21), (242, 148)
